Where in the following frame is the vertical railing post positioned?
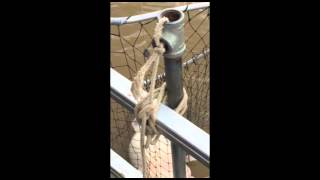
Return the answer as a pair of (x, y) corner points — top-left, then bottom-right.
(165, 56), (186, 178)
(156, 9), (187, 178)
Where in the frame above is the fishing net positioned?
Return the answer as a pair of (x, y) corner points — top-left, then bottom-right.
(111, 3), (210, 178)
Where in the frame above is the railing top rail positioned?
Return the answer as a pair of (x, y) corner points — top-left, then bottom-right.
(110, 68), (210, 166)
(110, 149), (143, 178)
(111, 2), (210, 25)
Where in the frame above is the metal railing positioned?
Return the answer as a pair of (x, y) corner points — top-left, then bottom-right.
(111, 2), (210, 178)
(111, 2), (210, 25)
(110, 68), (210, 168)
(111, 149), (143, 178)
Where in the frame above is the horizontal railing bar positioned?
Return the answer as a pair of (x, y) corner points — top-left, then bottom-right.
(110, 68), (210, 167)
(110, 149), (143, 178)
(111, 2), (210, 25)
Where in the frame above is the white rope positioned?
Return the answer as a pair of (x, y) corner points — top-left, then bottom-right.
(130, 16), (188, 177)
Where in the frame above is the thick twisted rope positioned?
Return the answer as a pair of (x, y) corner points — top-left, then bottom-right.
(130, 17), (188, 177)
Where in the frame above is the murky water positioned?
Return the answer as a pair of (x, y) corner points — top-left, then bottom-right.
(111, 2), (209, 178)
(111, 2), (191, 17)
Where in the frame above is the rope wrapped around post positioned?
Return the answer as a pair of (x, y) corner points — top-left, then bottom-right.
(130, 17), (188, 177)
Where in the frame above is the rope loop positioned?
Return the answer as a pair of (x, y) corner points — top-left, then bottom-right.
(130, 16), (188, 177)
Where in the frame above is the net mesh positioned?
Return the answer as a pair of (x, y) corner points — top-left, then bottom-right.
(111, 4), (209, 178)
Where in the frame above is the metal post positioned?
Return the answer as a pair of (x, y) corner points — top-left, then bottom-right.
(165, 56), (186, 178)
(156, 9), (187, 178)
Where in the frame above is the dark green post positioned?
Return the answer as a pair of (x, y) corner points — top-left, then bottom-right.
(157, 9), (187, 178)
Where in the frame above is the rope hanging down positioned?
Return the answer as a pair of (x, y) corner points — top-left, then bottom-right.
(130, 17), (188, 177)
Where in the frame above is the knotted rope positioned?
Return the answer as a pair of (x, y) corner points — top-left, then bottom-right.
(130, 17), (188, 177)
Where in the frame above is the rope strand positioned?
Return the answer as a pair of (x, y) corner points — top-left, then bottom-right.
(130, 16), (188, 178)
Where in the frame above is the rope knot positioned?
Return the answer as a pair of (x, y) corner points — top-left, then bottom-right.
(130, 16), (188, 177)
